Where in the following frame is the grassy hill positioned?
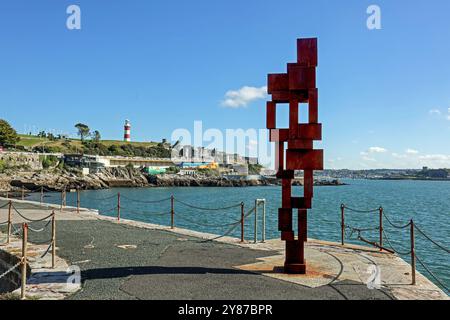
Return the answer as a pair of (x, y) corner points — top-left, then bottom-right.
(15, 134), (169, 157)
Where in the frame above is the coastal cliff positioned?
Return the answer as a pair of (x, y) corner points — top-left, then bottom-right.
(0, 167), (344, 192)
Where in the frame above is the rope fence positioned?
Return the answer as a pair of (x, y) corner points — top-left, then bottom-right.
(340, 203), (449, 293)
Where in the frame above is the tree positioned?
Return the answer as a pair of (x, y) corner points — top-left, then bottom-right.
(75, 123), (90, 142)
(0, 119), (20, 147)
(91, 130), (101, 142)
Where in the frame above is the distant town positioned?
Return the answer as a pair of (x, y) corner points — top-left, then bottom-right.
(1, 119), (449, 182)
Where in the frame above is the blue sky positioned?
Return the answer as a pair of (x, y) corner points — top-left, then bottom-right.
(1, 0), (449, 169)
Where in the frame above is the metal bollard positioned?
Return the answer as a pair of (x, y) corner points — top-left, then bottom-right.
(21, 223), (28, 300)
(254, 200), (258, 244)
(117, 192), (121, 221)
(410, 220), (416, 285)
(52, 211), (56, 268)
(256, 199), (266, 243)
(7, 201), (12, 244)
(171, 195), (174, 229)
(77, 188), (80, 214)
(240, 202), (245, 242)
(379, 207), (383, 251)
(340, 204), (345, 246)
(40, 186), (44, 204)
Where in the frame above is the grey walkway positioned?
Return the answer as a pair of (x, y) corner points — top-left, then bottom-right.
(14, 219), (394, 300)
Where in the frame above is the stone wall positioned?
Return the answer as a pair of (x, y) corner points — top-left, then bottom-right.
(0, 152), (42, 171)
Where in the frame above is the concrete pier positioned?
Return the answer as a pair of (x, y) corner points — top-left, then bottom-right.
(0, 198), (447, 300)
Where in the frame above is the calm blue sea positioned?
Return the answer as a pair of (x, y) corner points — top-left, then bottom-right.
(27, 179), (450, 293)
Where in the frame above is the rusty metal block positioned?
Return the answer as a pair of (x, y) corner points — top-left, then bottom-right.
(282, 179), (292, 208)
(278, 208), (293, 231)
(298, 209), (308, 242)
(281, 231), (295, 241)
(266, 102), (276, 129)
(266, 38), (320, 275)
(274, 142), (284, 172)
(297, 38), (318, 67)
(271, 91), (290, 103)
(298, 123), (322, 140)
(276, 170), (295, 180)
(269, 129), (289, 142)
(286, 149), (324, 170)
(304, 170), (314, 198)
(285, 240), (305, 264)
(291, 197), (312, 209)
(288, 139), (313, 150)
(287, 64), (316, 90)
(308, 88), (318, 123)
(268, 73), (289, 93)
(289, 100), (299, 139)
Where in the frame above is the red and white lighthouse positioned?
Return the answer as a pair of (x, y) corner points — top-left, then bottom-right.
(124, 119), (131, 142)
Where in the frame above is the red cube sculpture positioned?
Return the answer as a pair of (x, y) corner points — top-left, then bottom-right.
(266, 38), (323, 274)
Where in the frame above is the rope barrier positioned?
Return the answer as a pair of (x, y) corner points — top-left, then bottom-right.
(382, 230), (412, 256)
(28, 238), (53, 245)
(175, 213), (242, 228)
(11, 205), (54, 222)
(99, 207), (118, 214)
(0, 202), (10, 209)
(27, 219), (53, 233)
(0, 260), (22, 281)
(175, 198), (242, 211)
(120, 195), (171, 204)
(204, 207), (256, 242)
(415, 254), (449, 293)
(80, 194), (117, 201)
(342, 205), (380, 213)
(40, 243), (53, 259)
(413, 224), (450, 254)
(382, 212), (412, 229)
(119, 207), (171, 217)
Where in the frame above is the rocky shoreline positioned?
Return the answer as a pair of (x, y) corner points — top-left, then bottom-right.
(0, 167), (345, 193)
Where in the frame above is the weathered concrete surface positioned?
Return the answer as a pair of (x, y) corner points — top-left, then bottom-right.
(0, 197), (447, 300)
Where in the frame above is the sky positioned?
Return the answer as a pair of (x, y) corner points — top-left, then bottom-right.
(0, 0), (449, 169)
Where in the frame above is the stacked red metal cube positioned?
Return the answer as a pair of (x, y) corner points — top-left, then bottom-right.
(266, 38), (323, 274)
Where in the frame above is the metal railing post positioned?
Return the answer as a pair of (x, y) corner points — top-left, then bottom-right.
(117, 192), (121, 221)
(52, 211), (56, 269)
(77, 188), (80, 214)
(7, 201), (12, 244)
(40, 186), (44, 204)
(240, 202), (244, 242)
(262, 199), (266, 243)
(171, 195), (174, 229)
(60, 189), (64, 212)
(410, 219), (416, 285)
(63, 188), (67, 207)
(379, 206), (383, 251)
(254, 200), (258, 244)
(21, 223), (28, 300)
(5, 190), (9, 199)
(340, 204), (345, 246)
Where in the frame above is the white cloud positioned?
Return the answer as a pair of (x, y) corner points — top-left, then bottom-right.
(419, 154), (450, 161)
(447, 108), (450, 120)
(221, 86), (267, 108)
(362, 156), (376, 162)
(368, 147), (387, 153)
(360, 151), (369, 156)
(392, 153), (407, 159)
(429, 109), (441, 115)
(405, 149), (419, 155)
